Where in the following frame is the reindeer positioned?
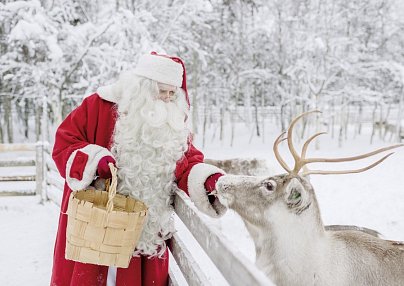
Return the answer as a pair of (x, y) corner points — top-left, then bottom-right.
(216, 111), (404, 286)
(204, 158), (269, 176)
(373, 120), (401, 142)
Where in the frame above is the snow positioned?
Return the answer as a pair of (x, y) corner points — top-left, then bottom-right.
(0, 152), (36, 195)
(0, 181), (36, 194)
(173, 215), (229, 285)
(1, 166), (35, 176)
(0, 151), (35, 161)
(1, 0), (40, 12)
(0, 196), (58, 286)
(9, 20), (44, 41)
(45, 36), (63, 61)
(1, 123), (404, 285)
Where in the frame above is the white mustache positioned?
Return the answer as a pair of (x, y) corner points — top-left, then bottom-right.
(140, 100), (186, 130)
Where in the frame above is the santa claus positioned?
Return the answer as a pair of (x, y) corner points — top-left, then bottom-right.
(50, 52), (226, 286)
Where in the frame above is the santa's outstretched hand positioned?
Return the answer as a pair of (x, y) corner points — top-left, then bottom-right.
(97, 156), (116, 179)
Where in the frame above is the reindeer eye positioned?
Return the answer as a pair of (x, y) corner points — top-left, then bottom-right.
(263, 180), (276, 192)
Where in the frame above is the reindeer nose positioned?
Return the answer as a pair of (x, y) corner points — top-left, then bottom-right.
(215, 176), (232, 207)
(215, 176), (228, 193)
(216, 180), (224, 192)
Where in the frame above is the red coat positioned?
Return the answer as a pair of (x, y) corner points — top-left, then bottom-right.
(51, 93), (225, 286)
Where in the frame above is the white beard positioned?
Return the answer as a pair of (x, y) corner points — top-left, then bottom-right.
(111, 76), (189, 257)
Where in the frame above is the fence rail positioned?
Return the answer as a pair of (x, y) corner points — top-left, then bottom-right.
(0, 143), (274, 285)
(0, 142), (62, 198)
(0, 175), (36, 181)
(170, 231), (211, 286)
(0, 159), (36, 167)
(0, 143), (36, 152)
(173, 190), (274, 286)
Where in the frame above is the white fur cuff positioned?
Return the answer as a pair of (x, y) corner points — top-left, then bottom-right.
(187, 163), (227, 218)
(66, 144), (114, 191)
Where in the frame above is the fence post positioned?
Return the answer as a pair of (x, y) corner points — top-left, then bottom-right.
(35, 142), (44, 200)
(38, 94), (49, 202)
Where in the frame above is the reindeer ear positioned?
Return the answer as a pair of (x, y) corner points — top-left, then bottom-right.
(285, 178), (304, 206)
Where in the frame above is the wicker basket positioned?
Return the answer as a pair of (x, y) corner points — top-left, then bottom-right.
(65, 163), (148, 268)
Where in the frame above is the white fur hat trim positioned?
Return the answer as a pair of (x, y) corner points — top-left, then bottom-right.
(133, 54), (183, 87)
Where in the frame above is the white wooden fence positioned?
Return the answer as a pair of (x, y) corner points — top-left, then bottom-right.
(0, 143), (275, 285)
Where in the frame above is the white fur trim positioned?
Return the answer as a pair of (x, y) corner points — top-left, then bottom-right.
(133, 54), (183, 87)
(66, 144), (114, 191)
(96, 83), (119, 103)
(96, 70), (133, 104)
(187, 163), (227, 218)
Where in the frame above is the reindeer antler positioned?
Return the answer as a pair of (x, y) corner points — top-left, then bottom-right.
(273, 110), (404, 176)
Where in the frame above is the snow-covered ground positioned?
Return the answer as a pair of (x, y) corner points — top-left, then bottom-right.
(0, 196), (58, 285)
(1, 123), (404, 285)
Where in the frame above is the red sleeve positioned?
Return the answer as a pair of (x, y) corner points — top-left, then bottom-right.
(175, 143), (204, 195)
(52, 98), (91, 178)
(174, 140), (227, 217)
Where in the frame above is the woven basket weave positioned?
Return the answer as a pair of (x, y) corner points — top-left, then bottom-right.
(65, 163), (148, 268)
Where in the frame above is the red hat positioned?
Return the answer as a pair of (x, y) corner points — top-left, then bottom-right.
(133, 52), (190, 107)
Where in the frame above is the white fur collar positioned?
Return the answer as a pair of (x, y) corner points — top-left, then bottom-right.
(96, 83), (120, 104)
(96, 70), (138, 104)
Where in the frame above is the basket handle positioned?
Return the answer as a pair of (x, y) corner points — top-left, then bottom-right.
(106, 163), (117, 214)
